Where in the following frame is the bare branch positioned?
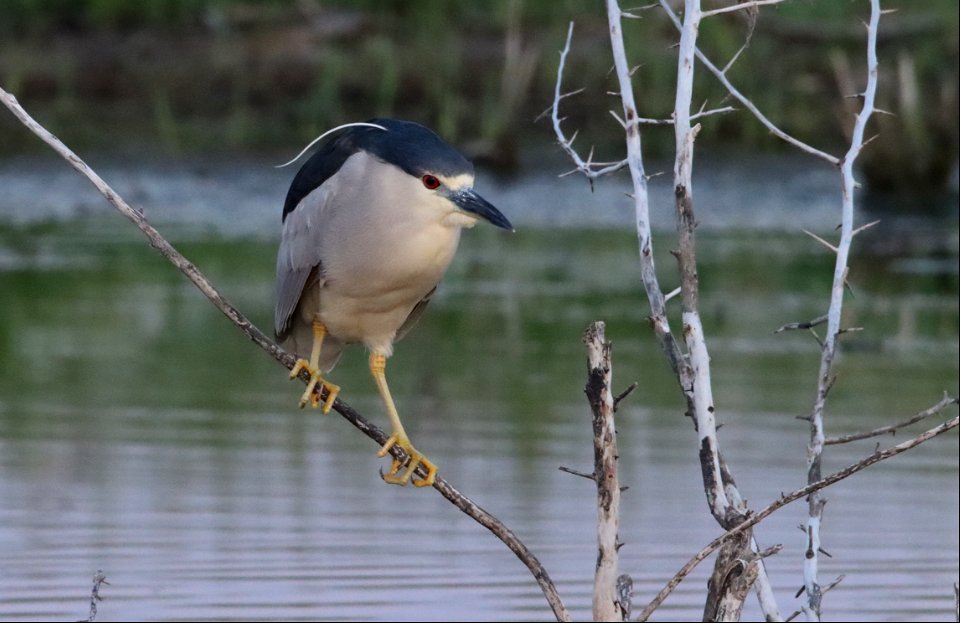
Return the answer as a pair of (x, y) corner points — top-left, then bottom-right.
(551, 23), (629, 183)
(637, 105), (735, 125)
(623, 2), (660, 11)
(823, 574), (845, 592)
(802, 3), (883, 617)
(617, 574), (634, 620)
(836, 326), (864, 337)
(826, 394), (958, 445)
(694, 104), (737, 120)
(667, 0), (737, 525)
(636, 115), (673, 125)
(0, 86), (572, 623)
(659, 1), (841, 165)
(851, 219), (881, 237)
(558, 465), (597, 481)
(662, 286), (682, 303)
(584, 321), (625, 621)
(785, 576), (844, 621)
(534, 88), (585, 123)
(636, 414), (959, 621)
(614, 382), (639, 411)
(803, 229), (839, 253)
(658, 1), (782, 618)
(774, 314), (829, 334)
(87, 570), (109, 622)
(610, 109), (629, 128)
(701, 0), (788, 18)
(855, 132), (881, 156)
(722, 41), (749, 75)
(600, 0), (689, 391)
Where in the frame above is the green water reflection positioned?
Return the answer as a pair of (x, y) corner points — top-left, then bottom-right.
(2, 220), (956, 443)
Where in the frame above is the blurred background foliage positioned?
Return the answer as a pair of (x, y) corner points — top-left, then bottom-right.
(0, 0), (957, 196)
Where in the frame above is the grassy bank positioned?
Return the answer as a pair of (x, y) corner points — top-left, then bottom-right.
(1, 0), (957, 193)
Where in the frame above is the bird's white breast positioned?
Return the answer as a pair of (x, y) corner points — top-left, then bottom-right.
(309, 152), (466, 354)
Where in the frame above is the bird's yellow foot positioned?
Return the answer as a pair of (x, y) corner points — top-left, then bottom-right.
(377, 433), (437, 487)
(289, 358), (340, 413)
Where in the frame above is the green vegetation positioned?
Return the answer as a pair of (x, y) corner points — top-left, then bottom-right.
(1, 0), (957, 194)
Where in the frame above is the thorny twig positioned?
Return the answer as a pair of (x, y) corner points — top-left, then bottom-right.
(660, 0), (782, 616)
(635, 104), (736, 125)
(551, 22), (628, 184)
(800, 2), (883, 618)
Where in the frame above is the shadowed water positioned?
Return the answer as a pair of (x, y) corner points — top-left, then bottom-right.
(0, 153), (957, 621)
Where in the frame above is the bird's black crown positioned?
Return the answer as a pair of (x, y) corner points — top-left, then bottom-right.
(283, 119), (473, 222)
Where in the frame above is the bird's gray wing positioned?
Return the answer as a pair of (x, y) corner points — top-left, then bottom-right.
(395, 285), (438, 342)
(274, 184), (333, 341)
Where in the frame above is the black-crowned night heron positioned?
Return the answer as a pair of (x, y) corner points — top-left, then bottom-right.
(275, 119), (513, 487)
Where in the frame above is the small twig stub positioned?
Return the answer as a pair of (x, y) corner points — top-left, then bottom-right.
(87, 570), (109, 622)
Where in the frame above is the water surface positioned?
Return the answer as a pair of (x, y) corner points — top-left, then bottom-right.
(0, 154), (957, 621)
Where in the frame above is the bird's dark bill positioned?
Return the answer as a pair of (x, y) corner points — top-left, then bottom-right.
(450, 189), (513, 231)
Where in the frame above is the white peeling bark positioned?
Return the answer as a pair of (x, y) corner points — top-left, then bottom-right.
(803, 2), (882, 619)
(583, 321), (624, 621)
(668, 1), (781, 619)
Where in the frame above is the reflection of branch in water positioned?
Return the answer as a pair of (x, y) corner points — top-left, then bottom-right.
(0, 87), (571, 623)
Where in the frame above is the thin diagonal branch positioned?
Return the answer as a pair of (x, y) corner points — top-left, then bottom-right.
(851, 219), (881, 237)
(803, 229), (839, 253)
(722, 41), (749, 75)
(659, 2), (840, 165)
(0, 85), (571, 623)
(826, 394), (958, 445)
(559, 465), (597, 481)
(701, 0), (788, 18)
(636, 414), (959, 621)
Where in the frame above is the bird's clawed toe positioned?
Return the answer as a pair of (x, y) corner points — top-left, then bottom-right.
(378, 433), (437, 487)
(290, 358), (340, 413)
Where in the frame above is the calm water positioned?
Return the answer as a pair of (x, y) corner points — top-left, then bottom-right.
(0, 153), (958, 621)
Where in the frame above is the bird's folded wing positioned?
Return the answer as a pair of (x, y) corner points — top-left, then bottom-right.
(274, 186), (331, 340)
(395, 285), (437, 342)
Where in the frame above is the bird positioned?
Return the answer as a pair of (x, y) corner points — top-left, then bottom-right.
(274, 119), (513, 487)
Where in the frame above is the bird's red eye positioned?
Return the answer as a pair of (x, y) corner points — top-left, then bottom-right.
(422, 175), (441, 190)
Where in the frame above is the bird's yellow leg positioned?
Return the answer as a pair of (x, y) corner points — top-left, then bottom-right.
(369, 353), (436, 487)
(289, 320), (340, 413)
